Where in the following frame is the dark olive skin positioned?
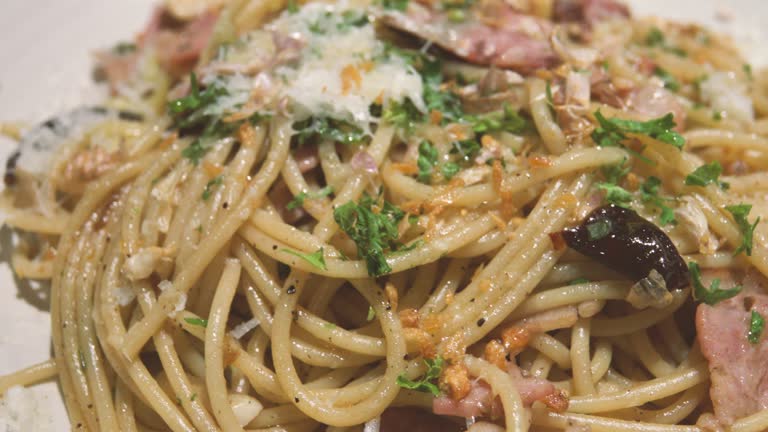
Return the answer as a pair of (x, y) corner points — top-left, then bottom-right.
(561, 204), (689, 290)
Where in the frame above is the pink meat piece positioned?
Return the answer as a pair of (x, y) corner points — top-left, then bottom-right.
(553, 0), (630, 26)
(380, 2), (558, 73)
(433, 365), (566, 419)
(151, 10), (219, 78)
(626, 84), (687, 131)
(696, 270), (768, 426)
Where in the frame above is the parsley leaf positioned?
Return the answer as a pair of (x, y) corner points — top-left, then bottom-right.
(287, 0), (299, 13)
(417, 141), (439, 183)
(601, 159), (630, 184)
(748, 310), (765, 344)
(293, 117), (366, 145)
(725, 204), (761, 256)
(689, 261), (742, 305)
(112, 42), (136, 55)
(201, 175), (224, 200)
(592, 111), (685, 150)
(569, 278), (590, 285)
(396, 357), (444, 396)
(379, 0), (409, 10)
(286, 186), (334, 211)
(367, 306), (376, 321)
(441, 162), (460, 179)
(467, 104), (528, 134)
(383, 98), (422, 132)
(596, 182), (633, 206)
(639, 176), (677, 225)
(654, 67), (681, 92)
(685, 161), (729, 190)
(450, 139), (481, 162)
(644, 27), (687, 57)
(184, 317), (208, 328)
(282, 248), (328, 271)
(333, 193), (405, 276)
(744, 63), (754, 80)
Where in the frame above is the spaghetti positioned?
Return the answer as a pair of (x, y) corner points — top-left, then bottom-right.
(2, 0), (768, 431)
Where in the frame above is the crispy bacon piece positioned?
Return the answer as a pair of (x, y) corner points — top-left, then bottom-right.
(379, 2), (558, 73)
(696, 270), (768, 426)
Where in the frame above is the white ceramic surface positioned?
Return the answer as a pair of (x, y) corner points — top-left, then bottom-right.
(0, 0), (765, 430)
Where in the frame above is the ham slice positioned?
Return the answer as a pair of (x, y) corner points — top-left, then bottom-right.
(95, 6), (218, 90)
(379, 1), (558, 73)
(433, 365), (567, 419)
(696, 270), (768, 426)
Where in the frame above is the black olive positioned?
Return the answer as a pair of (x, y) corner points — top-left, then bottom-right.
(560, 204), (689, 290)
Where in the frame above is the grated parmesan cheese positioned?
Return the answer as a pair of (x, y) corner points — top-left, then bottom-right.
(271, 3), (425, 127)
(230, 318), (261, 339)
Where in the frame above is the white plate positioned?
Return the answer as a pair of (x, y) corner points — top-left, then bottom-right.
(0, 0), (766, 430)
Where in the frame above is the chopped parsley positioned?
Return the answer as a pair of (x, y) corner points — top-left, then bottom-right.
(654, 67), (681, 92)
(689, 261), (742, 305)
(441, 162), (460, 179)
(367, 305), (376, 321)
(112, 42), (136, 55)
(596, 182), (633, 206)
(417, 141), (439, 183)
(748, 310), (765, 344)
(645, 27), (665, 46)
(467, 104), (528, 134)
(201, 175), (224, 200)
(639, 176), (677, 225)
(184, 317), (209, 328)
(396, 356), (444, 396)
(450, 139), (481, 163)
(383, 98), (422, 132)
(287, 0), (299, 13)
(601, 159), (630, 184)
(744, 63), (754, 80)
(569, 278), (590, 285)
(282, 248), (328, 271)
(725, 204), (761, 256)
(333, 193), (406, 276)
(644, 27), (687, 57)
(685, 161), (729, 190)
(293, 117), (366, 146)
(379, 0), (409, 10)
(169, 73), (267, 164)
(286, 185), (334, 211)
(592, 111), (685, 150)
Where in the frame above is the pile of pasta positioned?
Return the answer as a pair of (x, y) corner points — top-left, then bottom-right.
(2, 0), (768, 431)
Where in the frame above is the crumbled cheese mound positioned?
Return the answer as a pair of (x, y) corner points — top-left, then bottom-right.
(699, 71), (754, 123)
(271, 3), (425, 127)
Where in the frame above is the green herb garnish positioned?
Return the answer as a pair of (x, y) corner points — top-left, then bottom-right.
(184, 317), (209, 328)
(725, 204), (761, 256)
(396, 356), (444, 396)
(689, 261), (742, 305)
(748, 310), (765, 344)
(417, 141), (439, 183)
(333, 193), (405, 276)
(441, 162), (460, 179)
(367, 306), (376, 321)
(639, 176), (677, 225)
(201, 175), (224, 200)
(654, 67), (681, 92)
(282, 248), (328, 271)
(685, 161), (729, 190)
(592, 110), (685, 150)
(286, 186), (334, 210)
(596, 182), (633, 206)
(293, 117), (366, 145)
